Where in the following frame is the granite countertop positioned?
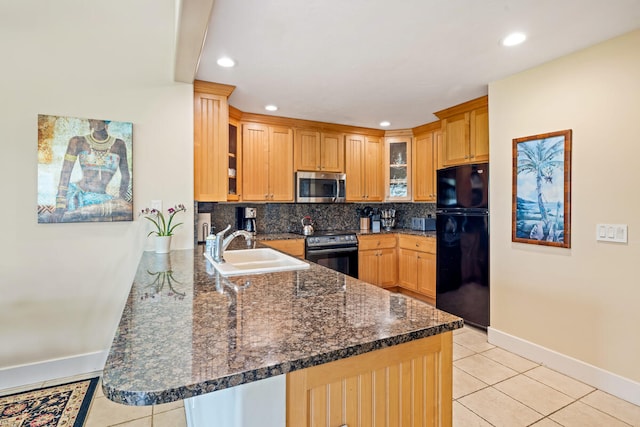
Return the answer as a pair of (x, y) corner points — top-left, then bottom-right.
(102, 241), (461, 406)
(254, 229), (436, 240)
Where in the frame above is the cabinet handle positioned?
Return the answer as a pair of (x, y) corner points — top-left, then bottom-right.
(415, 243), (419, 247)
(464, 155), (469, 159)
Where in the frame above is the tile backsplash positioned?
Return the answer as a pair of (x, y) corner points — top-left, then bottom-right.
(195, 202), (435, 243)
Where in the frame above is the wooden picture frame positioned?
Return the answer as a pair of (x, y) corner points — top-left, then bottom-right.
(512, 129), (572, 248)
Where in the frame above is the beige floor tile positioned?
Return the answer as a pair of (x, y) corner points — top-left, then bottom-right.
(453, 366), (488, 399)
(153, 399), (184, 414)
(494, 374), (574, 415)
(481, 347), (539, 372)
(454, 329), (496, 353)
(111, 417), (152, 427)
(453, 401), (492, 426)
(530, 418), (563, 426)
(581, 390), (640, 426)
(454, 354), (518, 385)
(153, 407), (188, 427)
(0, 382), (45, 396)
(550, 401), (631, 427)
(453, 342), (476, 360)
(459, 387), (543, 427)
(525, 366), (595, 399)
(84, 395), (152, 427)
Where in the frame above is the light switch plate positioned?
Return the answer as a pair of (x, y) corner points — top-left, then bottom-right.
(151, 200), (162, 212)
(596, 224), (627, 243)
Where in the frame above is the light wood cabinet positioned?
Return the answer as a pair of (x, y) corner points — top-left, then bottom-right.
(384, 134), (412, 201)
(226, 109), (242, 201)
(261, 239), (305, 258)
(397, 235), (437, 299)
(435, 95), (489, 167)
(345, 134), (384, 202)
(294, 129), (344, 172)
(412, 121), (442, 202)
(286, 331), (453, 427)
(193, 81), (235, 201)
(358, 234), (397, 288)
(242, 123), (294, 201)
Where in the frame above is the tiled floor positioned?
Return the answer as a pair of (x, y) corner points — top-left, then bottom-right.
(4, 326), (640, 426)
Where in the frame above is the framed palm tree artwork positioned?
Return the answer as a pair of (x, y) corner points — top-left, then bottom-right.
(512, 129), (572, 248)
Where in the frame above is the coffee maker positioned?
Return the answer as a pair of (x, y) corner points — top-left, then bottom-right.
(236, 207), (257, 233)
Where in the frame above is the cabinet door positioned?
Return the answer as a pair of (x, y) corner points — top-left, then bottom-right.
(320, 132), (344, 172)
(417, 251), (436, 298)
(358, 249), (379, 285)
(377, 248), (397, 288)
(242, 123), (270, 201)
(269, 126), (294, 201)
(295, 129), (321, 171)
(385, 138), (412, 201)
(442, 112), (470, 167)
(345, 134), (365, 201)
(194, 92), (228, 201)
(470, 105), (489, 163)
(261, 239), (305, 258)
(397, 248), (418, 291)
(364, 136), (384, 201)
(413, 132), (437, 201)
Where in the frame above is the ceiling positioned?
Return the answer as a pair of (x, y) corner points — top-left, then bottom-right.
(195, 0), (640, 130)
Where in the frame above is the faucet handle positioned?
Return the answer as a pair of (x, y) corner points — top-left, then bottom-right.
(217, 224), (232, 238)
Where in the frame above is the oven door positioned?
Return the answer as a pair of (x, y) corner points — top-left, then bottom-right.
(305, 246), (358, 278)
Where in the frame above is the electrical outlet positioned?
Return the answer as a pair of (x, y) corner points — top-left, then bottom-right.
(151, 200), (162, 211)
(596, 224), (627, 243)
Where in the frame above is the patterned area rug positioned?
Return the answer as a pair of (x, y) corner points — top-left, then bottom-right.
(0, 377), (98, 427)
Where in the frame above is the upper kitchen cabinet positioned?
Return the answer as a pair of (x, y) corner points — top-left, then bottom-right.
(294, 129), (344, 172)
(227, 107), (243, 201)
(384, 132), (412, 201)
(193, 80), (235, 201)
(412, 121), (442, 202)
(435, 95), (488, 167)
(345, 134), (384, 202)
(242, 123), (294, 201)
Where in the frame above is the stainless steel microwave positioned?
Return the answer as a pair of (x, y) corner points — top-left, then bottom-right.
(296, 171), (346, 203)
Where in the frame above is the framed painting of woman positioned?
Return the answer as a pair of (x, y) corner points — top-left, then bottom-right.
(37, 114), (133, 223)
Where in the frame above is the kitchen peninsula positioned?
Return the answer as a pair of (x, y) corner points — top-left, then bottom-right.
(102, 241), (462, 426)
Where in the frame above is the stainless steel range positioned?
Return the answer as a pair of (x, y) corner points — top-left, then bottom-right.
(304, 231), (358, 278)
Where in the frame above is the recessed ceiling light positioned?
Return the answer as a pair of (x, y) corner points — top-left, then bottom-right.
(380, 121), (391, 127)
(265, 105), (278, 112)
(216, 57), (235, 68)
(501, 32), (527, 47)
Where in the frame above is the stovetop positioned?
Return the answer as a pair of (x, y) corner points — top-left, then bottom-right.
(299, 230), (358, 248)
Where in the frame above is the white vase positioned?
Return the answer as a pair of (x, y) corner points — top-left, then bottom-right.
(155, 235), (172, 254)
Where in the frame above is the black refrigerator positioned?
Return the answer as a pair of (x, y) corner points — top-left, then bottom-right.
(436, 163), (489, 329)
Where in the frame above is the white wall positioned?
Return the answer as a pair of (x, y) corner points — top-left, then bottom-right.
(489, 30), (640, 386)
(0, 0), (194, 382)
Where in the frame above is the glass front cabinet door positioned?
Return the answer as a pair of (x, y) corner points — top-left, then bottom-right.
(385, 135), (412, 201)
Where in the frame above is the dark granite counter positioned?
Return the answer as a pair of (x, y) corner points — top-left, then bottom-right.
(102, 241), (461, 406)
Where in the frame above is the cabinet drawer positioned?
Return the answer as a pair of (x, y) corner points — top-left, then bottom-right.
(398, 235), (436, 253)
(358, 234), (397, 250)
(261, 239), (305, 258)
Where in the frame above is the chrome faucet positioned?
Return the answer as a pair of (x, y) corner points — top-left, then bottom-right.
(212, 225), (254, 263)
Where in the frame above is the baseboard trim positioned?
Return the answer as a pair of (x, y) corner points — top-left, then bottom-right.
(488, 327), (640, 406)
(0, 351), (107, 392)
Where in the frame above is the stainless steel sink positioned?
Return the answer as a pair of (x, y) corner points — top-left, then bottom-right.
(204, 248), (310, 276)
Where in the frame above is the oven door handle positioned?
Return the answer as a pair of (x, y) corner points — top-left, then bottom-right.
(306, 246), (358, 255)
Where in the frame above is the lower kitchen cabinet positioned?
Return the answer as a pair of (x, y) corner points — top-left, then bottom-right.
(397, 235), (436, 300)
(358, 234), (397, 288)
(261, 239), (305, 259)
(286, 332), (453, 427)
